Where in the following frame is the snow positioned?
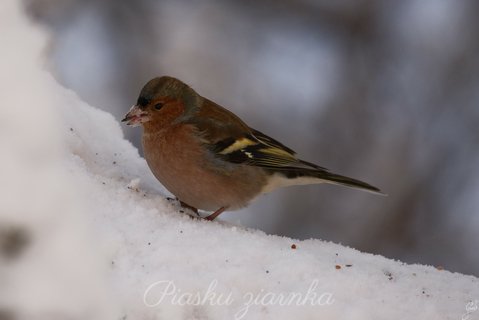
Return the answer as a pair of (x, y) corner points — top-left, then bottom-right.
(1, 1), (478, 319)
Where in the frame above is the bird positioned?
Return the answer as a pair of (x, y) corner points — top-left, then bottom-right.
(122, 76), (384, 221)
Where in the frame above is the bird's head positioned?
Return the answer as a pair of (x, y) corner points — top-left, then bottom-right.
(122, 76), (201, 127)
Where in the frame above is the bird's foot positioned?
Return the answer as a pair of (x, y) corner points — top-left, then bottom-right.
(204, 207), (227, 221)
(178, 200), (201, 219)
(174, 199), (226, 221)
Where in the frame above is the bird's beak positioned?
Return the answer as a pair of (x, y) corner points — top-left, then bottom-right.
(121, 105), (150, 127)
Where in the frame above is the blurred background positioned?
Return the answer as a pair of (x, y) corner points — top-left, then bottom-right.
(24, 0), (479, 276)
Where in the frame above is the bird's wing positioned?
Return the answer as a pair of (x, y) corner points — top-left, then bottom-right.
(187, 98), (327, 170)
(210, 128), (328, 170)
(188, 100), (383, 194)
(209, 129), (384, 194)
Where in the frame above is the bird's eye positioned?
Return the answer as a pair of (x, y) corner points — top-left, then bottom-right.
(154, 103), (164, 110)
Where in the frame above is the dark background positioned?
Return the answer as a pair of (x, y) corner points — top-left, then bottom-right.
(25, 0), (479, 276)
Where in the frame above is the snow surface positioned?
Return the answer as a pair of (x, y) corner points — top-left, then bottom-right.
(0, 1), (478, 319)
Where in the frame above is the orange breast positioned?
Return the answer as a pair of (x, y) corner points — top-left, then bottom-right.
(142, 124), (267, 211)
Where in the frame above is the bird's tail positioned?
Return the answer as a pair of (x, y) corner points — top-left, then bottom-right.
(271, 165), (385, 196)
(315, 171), (385, 195)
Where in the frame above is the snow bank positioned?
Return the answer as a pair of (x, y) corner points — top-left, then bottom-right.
(0, 1), (478, 319)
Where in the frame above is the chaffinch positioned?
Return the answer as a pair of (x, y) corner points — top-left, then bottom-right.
(122, 76), (383, 221)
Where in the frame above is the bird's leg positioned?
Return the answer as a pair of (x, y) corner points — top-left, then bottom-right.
(179, 200), (200, 216)
(205, 207), (227, 221)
